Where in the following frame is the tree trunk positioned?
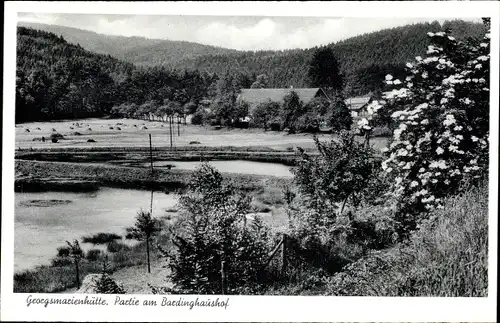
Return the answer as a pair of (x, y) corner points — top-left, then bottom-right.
(340, 193), (351, 215)
(281, 234), (287, 278)
(146, 235), (151, 274)
(169, 116), (173, 149)
(364, 131), (371, 149)
(149, 134), (153, 175)
(75, 258), (80, 289)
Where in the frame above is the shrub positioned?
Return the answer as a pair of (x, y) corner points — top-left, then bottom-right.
(50, 133), (64, 140)
(51, 256), (73, 267)
(191, 111), (204, 125)
(82, 232), (122, 244)
(327, 183), (488, 296)
(86, 249), (102, 261)
(106, 241), (131, 253)
(157, 163), (272, 294)
(285, 131), (387, 274)
(293, 131), (381, 222)
(269, 121), (281, 132)
(251, 100), (281, 130)
(361, 20), (490, 236)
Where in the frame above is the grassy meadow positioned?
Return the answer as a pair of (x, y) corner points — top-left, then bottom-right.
(15, 118), (389, 151)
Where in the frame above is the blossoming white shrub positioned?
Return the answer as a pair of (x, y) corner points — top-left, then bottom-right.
(363, 19), (490, 234)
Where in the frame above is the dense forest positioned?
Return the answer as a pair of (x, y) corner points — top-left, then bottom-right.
(16, 20), (486, 122)
(175, 20), (486, 93)
(16, 27), (219, 122)
(18, 22), (240, 65)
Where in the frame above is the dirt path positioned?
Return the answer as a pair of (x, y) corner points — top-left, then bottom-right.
(64, 259), (172, 294)
(111, 261), (172, 294)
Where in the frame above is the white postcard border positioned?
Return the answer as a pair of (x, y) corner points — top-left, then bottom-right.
(2, 2), (499, 322)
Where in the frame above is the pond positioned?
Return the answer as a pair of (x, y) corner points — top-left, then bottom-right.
(14, 188), (179, 272)
(149, 160), (293, 178)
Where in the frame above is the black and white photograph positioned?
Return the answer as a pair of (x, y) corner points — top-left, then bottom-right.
(2, 1), (498, 322)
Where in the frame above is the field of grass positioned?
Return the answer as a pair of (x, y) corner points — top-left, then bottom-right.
(15, 159), (291, 193)
(15, 118), (389, 151)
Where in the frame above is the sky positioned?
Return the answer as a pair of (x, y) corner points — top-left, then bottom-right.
(17, 13), (481, 51)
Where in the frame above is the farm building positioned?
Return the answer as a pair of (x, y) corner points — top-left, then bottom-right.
(345, 96), (372, 118)
(237, 87), (331, 112)
(345, 92), (392, 119)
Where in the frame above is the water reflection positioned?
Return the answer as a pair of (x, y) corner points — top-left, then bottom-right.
(15, 188), (179, 272)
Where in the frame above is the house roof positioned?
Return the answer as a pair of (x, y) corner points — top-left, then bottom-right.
(345, 91), (394, 111)
(345, 96), (371, 111)
(238, 88), (328, 107)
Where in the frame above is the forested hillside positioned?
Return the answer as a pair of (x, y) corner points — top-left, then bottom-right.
(20, 20), (486, 96)
(18, 22), (239, 65)
(16, 19), (485, 122)
(16, 27), (133, 122)
(16, 27), (216, 123)
(176, 20), (486, 93)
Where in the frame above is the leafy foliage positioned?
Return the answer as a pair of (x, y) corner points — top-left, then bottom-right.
(293, 132), (382, 224)
(361, 18), (490, 235)
(328, 183), (488, 296)
(159, 163), (271, 294)
(251, 100), (281, 131)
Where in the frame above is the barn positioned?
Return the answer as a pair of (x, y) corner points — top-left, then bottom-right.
(237, 87), (331, 112)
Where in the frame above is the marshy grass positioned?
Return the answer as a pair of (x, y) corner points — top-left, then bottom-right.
(254, 185), (285, 206)
(82, 232), (122, 244)
(106, 240), (131, 253)
(13, 232), (172, 293)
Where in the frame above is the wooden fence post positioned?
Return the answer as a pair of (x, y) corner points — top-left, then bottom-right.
(150, 190), (154, 215)
(281, 233), (287, 277)
(221, 260), (226, 295)
(149, 134), (154, 175)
